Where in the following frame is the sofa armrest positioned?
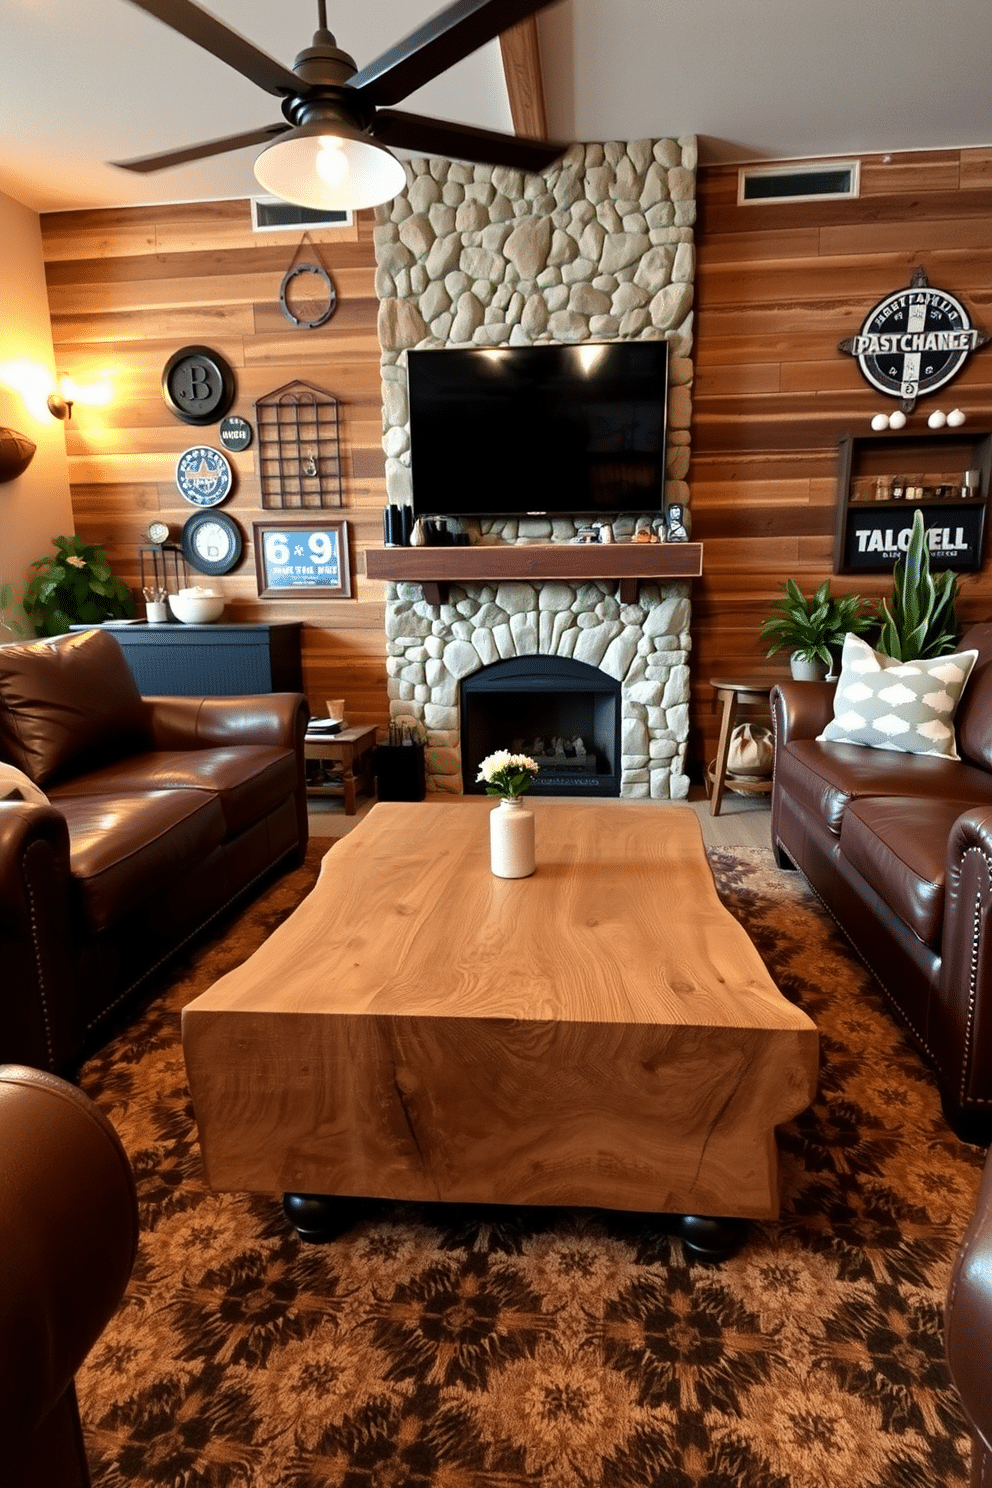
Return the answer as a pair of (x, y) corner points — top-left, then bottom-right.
(0, 803), (79, 1072)
(945, 1144), (992, 1473)
(0, 1064), (138, 1488)
(770, 680), (836, 747)
(143, 692), (309, 751)
(936, 807), (992, 1136)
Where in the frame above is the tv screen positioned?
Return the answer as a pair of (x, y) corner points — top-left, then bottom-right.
(407, 341), (669, 520)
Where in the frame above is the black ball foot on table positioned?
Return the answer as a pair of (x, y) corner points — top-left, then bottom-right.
(675, 1214), (748, 1262)
(283, 1192), (370, 1243)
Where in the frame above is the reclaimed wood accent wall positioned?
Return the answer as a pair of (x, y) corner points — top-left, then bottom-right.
(690, 148), (992, 775)
(40, 200), (390, 729)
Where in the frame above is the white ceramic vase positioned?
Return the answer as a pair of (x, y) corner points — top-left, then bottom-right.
(490, 797), (535, 879)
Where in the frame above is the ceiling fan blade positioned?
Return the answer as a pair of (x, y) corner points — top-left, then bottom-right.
(371, 108), (566, 172)
(113, 124), (289, 174)
(348, 0), (560, 107)
(123, 0), (300, 96)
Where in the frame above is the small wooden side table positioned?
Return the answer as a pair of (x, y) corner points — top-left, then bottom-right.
(708, 678), (776, 817)
(305, 724), (377, 815)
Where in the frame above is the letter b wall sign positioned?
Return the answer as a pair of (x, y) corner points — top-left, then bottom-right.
(163, 346), (236, 426)
(841, 506), (986, 573)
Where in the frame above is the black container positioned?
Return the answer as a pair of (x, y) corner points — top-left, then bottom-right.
(372, 743), (426, 801)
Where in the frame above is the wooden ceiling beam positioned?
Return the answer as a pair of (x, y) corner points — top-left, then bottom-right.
(499, 15), (548, 140)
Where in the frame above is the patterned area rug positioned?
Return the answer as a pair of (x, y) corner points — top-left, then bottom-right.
(76, 841), (985, 1488)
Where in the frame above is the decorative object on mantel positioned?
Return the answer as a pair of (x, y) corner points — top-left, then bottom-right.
(255, 380), (342, 508)
(666, 502), (690, 541)
(162, 346), (236, 426)
(759, 578), (875, 681)
(478, 751), (539, 880)
(279, 235), (337, 329)
(0, 427), (36, 481)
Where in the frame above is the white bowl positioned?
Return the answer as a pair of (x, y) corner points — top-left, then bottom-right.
(168, 589), (225, 624)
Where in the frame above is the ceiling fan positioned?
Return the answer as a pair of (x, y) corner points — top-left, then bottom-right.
(112, 0), (568, 209)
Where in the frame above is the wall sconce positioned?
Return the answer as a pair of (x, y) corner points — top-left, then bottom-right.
(47, 374), (114, 421)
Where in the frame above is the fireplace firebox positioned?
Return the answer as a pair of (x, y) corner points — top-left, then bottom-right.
(461, 656), (621, 797)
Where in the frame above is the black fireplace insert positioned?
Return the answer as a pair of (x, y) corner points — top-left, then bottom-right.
(460, 655), (621, 797)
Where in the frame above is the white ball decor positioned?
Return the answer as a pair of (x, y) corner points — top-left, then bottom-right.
(888, 410), (907, 430)
(947, 408), (967, 427)
(928, 409), (947, 429)
(870, 413), (890, 431)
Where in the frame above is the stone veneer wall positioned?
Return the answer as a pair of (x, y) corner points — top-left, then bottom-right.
(372, 139), (697, 799)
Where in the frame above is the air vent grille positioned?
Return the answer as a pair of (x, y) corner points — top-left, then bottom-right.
(738, 162), (860, 204)
(250, 197), (352, 232)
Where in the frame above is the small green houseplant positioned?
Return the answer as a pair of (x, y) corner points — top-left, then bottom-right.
(23, 535), (134, 636)
(759, 579), (875, 679)
(876, 509), (959, 661)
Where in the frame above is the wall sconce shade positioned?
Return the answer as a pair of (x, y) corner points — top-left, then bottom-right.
(47, 392), (73, 420)
(253, 122), (407, 211)
(0, 428), (37, 482)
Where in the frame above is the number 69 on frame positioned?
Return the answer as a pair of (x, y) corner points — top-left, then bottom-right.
(252, 519), (352, 599)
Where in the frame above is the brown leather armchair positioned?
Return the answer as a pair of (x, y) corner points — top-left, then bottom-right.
(0, 1063), (138, 1488)
(946, 1148), (992, 1486)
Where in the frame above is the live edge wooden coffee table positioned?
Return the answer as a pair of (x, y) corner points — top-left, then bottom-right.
(182, 800), (818, 1260)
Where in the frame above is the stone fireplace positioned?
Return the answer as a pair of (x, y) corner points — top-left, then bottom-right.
(385, 569), (691, 799)
(373, 138), (697, 801)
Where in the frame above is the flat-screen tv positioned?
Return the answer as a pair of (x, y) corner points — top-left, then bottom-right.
(407, 341), (669, 520)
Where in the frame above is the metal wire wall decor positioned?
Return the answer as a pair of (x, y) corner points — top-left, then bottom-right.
(254, 380), (343, 509)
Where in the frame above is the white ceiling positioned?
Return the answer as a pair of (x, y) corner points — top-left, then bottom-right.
(1, 0), (990, 215)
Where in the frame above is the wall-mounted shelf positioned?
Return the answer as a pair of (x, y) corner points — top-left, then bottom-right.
(833, 430), (991, 573)
(365, 542), (704, 605)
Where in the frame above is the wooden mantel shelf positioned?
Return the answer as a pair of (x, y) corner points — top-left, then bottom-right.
(365, 542), (703, 605)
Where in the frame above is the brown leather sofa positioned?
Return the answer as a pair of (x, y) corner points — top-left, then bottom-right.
(1, 1063), (138, 1488)
(946, 1145), (992, 1486)
(0, 627), (308, 1075)
(771, 621), (992, 1144)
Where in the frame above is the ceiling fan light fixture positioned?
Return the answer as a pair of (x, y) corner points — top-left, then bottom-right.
(253, 122), (406, 211)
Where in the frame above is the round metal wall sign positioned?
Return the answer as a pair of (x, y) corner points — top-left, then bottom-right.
(175, 445), (233, 507)
(182, 510), (243, 575)
(838, 268), (989, 412)
(219, 415), (252, 452)
(162, 345), (236, 425)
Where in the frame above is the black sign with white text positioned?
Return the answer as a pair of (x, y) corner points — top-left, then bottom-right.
(842, 506), (985, 573)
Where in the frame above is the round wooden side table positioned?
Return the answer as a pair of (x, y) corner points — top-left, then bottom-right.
(708, 677), (776, 817)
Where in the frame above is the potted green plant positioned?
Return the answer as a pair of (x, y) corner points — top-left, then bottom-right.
(759, 579), (875, 680)
(23, 535), (134, 637)
(876, 509), (959, 661)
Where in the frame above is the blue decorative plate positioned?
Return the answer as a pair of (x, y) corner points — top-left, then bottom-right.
(175, 446), (233, 507)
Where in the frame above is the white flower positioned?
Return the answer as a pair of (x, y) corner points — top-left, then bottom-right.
(65, 555), (87, 568)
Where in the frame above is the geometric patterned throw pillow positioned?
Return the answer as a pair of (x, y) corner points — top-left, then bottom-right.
(816, 632), (978, 759)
